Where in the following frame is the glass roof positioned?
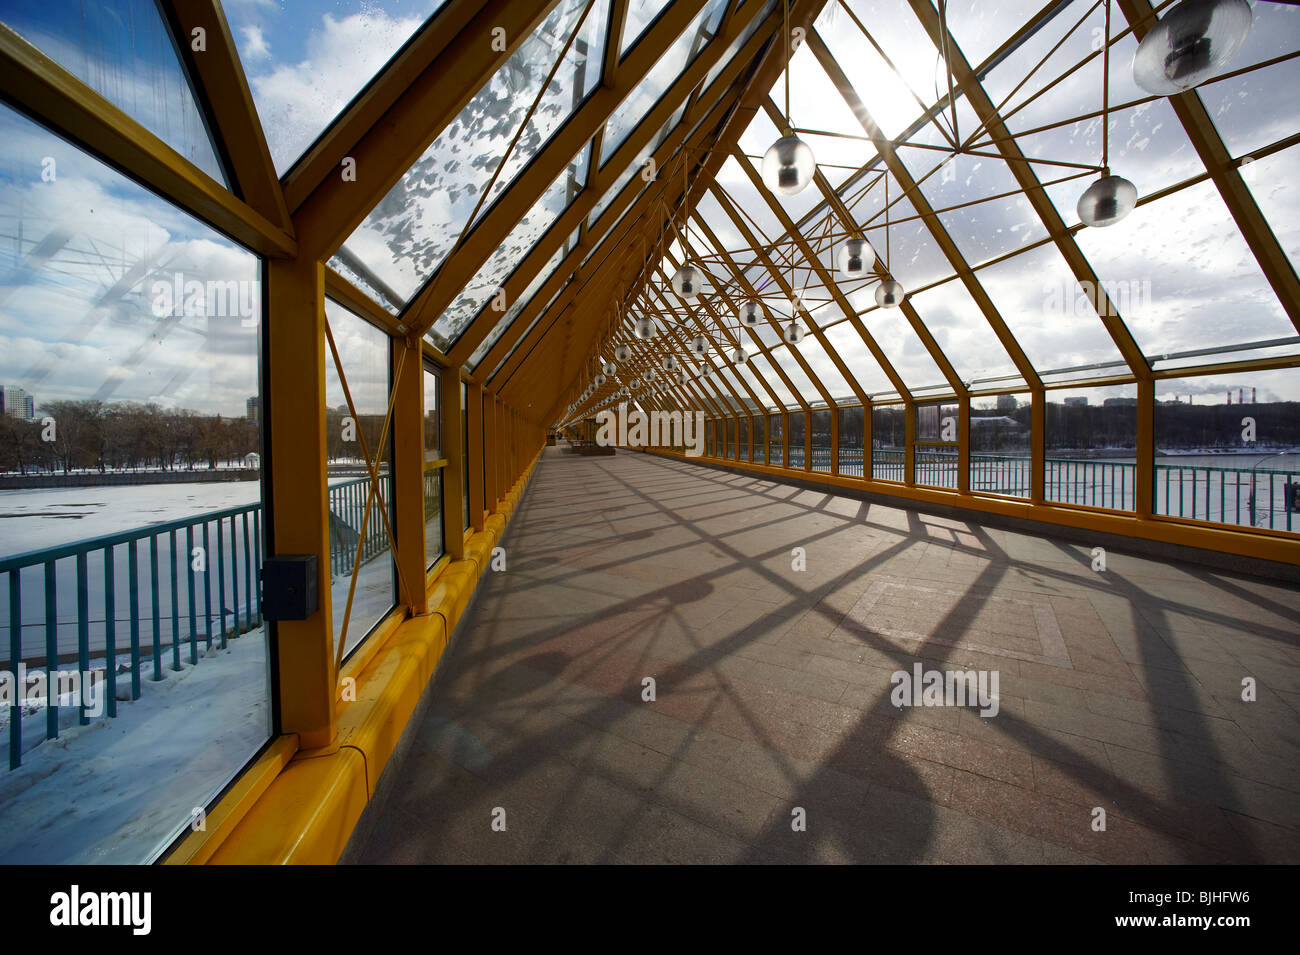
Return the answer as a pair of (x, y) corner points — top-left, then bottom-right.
(127, 0), (1288, 420)
(561, 0), (1299, 420)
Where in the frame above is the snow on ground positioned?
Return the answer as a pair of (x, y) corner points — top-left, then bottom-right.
(0, 627), (270, 864)
(0, 482), (261, 557)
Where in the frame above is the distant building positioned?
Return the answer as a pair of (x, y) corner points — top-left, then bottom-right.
(3, 385), (35, 420)
(1103, 397), (1138, 407)
(246, 396), (259, 423)
(1064, 396), (1087, 407)
(995, 394), (1018, 412)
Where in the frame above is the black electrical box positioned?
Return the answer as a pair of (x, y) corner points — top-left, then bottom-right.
(260, 554), (318, 621)
(1287, 482), (1300, 515)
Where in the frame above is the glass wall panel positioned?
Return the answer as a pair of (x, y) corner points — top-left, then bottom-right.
(324, 300), (398, 657)
(461, 381), (470, 530)
(768, 412), (784, 465)
(811, 409), (832, 472)
(755, 412), (768, 463)
(970, 393), (1032, 498)
(1154, 372), (1299, 533)
(737, 414), (750, 461)
(872, 405), (906, 480)
(839, 405), (865, 476)
(788, 410), (807, 468)
(914, 400), (958, 487)
(725, 417), (735, 459)
(0, 105), (269, 862)
(1045, 385), (1137, 511)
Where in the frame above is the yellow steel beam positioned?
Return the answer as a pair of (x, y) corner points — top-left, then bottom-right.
(159, 0), (293, 234)
(0, 23), (296, 259)
(431, 0), (761, 354)
(393, 332), (428, 616)
(283, 0), (492, 213)
(264, 256), (336, 749)
(292, 0), (563, 260)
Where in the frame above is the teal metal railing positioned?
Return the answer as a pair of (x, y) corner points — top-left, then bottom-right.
(0, 475), (389, 770)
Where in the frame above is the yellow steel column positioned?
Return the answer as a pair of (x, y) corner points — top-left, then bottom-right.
(466, 380), (486, 531)
(440, 371), (466, 560)
(393, 334), (427, 615)
(265, 256), (336, 749)
(1136, 379), (1155, 519)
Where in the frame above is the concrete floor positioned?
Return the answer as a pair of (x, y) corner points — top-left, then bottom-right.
(343, 448), (1300, 864)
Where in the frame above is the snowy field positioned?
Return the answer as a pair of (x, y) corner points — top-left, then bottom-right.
(0, 627), (270, 863)
(0, 480), (398, 863)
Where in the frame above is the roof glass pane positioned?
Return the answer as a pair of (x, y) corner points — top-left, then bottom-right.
(427, 141), (591, 349)
(2, 0), (226, 185)
(1239, 143), (1300, 278)
(336, 0), (607, 307)
(466, 227), (579, 371)
(906, 277), (1023, 387)
(974, 241), (1126, 372)
(601, 0), (728, 164)
(228, 0), (450, 175)
(1075, 177), (1297, 362)
(1195, 0), (1300, 159)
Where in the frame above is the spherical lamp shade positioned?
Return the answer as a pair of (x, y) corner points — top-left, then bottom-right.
(630, 379), (641, 390)
(602, 361), (617, 375)
(634, 316), (657, 339)
(761, 136), (816, 196)
(784, 320), (805, 344)
(1133, 0), (1251, 95)
(875, 279), (906, 308)
(1076, 174), (1138, 228)
(837, 237), (871, 277)
(689, 334), (709, 356)
(593, 373), (606, 387)
(614, 344), (632, 362)
(738, 299), (764, 326)
(662, 355), (678, 372)
(731, 346), (748, 364)
(644, 367), (657, 382)
(671, 266), (703, 301)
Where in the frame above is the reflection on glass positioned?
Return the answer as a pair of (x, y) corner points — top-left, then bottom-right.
(0, 105), (268, 862)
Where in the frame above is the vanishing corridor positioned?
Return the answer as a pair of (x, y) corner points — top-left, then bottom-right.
(345, 448), (1300, 864)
